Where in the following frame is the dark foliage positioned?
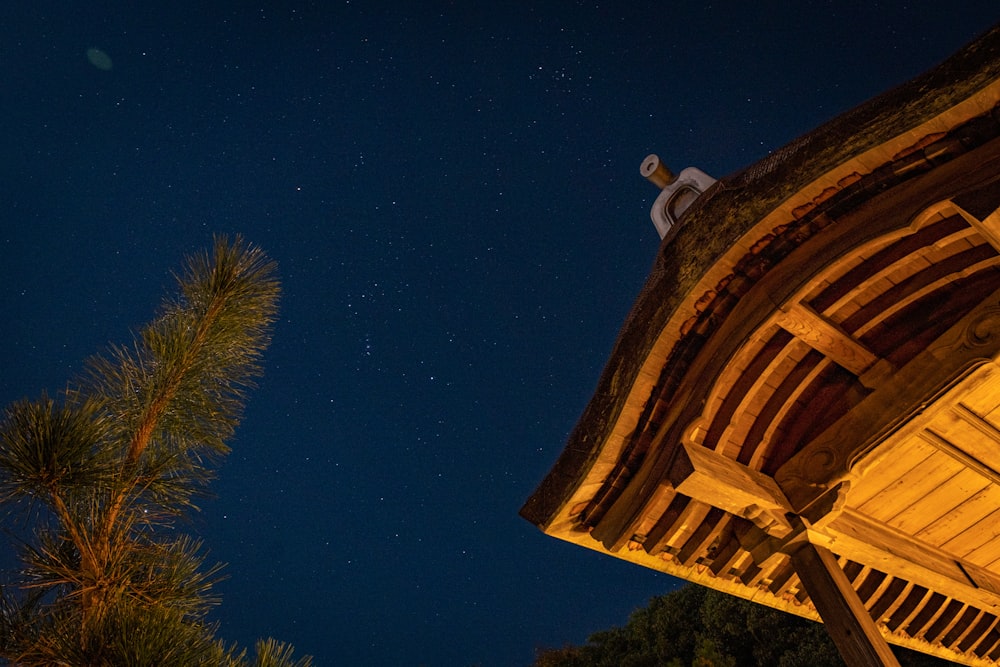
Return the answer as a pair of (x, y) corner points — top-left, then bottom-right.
(534, 584), (957, 667)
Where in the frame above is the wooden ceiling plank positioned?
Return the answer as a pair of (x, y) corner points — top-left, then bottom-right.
(963, 536), (1000, 570)
(916, 484), (1000, 547)
(904, 592), (950, 638)
(843, 436), (937, 508)
(954, 194), (1000, 253)
(943, 607), (985, 649)
(886, 466), (991, 535)
(746, 348), (826, 469)
(971, 623), (1000, 659)
(855, 567), (889, 605)
(857, 450), (964, 524)
(814, 213), (969, 315)
(718, 349), (809, 458)
(842, 559), (865, 583)
(926, 402), (1000, 480)
(849, 257), (1000, 342)
(940, 507), (1000, 559)
(956, 361), (1000, 415)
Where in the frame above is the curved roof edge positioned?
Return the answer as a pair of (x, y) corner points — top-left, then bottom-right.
(522, 22), (1000, 530)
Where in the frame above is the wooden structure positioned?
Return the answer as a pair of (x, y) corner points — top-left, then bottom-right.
(522, 26), (1000, 665)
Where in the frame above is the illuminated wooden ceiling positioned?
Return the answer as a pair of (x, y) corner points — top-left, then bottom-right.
(523, 26), (1000, 666)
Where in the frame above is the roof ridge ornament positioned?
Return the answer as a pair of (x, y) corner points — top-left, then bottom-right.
(641, 154), (717, 239)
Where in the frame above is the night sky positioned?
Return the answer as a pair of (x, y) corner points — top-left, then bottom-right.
(2, 2), (999, 665)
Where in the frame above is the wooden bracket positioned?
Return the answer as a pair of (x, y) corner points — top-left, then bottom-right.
(668, 440), (794, 537)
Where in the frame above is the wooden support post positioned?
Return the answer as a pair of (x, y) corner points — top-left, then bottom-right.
(789, 540), (901, 667)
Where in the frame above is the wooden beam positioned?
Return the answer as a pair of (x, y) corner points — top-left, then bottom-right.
(668, 441), (793, 536)
(953, 184), (1000, 252)
(774, 302), (891, 387)
(927, 401), (1000, 483)
(776, 286), (1000, 513)
(731, 507), (1000, 618)
(789, 540), (902, 667)
(815, 509), (1000, 614)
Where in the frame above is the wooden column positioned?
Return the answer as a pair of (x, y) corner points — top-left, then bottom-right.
(789, 540), (901, 667)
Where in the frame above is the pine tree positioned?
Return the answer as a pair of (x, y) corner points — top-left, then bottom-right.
(0, 236), (311, 666)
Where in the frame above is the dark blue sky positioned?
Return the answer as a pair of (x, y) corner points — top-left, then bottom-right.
(1, 2), (998, 665)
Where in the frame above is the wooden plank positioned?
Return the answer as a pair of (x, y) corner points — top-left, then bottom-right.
(942, 607), (983, 648)
(660, 500), (713, 552)
(849, 256), (1000, 343)
(668, 441), (792, 536)
(916, 483), (1000, 547)
(973, 625), (1000, 658)
(856, 568), (889, 605)
(816, 509), (1000, 615)
(774, 301), (886, 381)
(676, 506), (727, 566)
(957, 613), (998, 653)
(923, 601), (967, 643)
(641, 491), (689, 555)
(960, 613), (998, 653)
(776, 286), (1000, 514)
(707, 522), (744, 577)
(940, 507), (1000, 559)
(869, 578), (910, 622)
(928, 403), (1000, 480)
(845, 436), (937, 507)
(886, 465), (991, 535)
(905, 592), (949, 637)
(964, 534), (1000, 570)
(857, 450), (963, 523)
(885, 585), (930, 632)
(789, 541), (902, 667)
(956, 362), (1000, 415)
(767, 556), (798, 595)
(954, 198), (1000, 253)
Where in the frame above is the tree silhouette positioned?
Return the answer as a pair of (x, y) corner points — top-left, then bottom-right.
(534, 584), (955, 667)
(0, 237), (311, 666)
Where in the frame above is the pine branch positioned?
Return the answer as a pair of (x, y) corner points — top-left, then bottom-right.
(0, 236), (309, 664)
(251, 639), (314, 667)
(87, 236), (279, 543)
